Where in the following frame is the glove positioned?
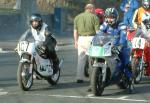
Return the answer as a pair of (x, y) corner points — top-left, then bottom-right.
(111, 46), (120, 54)
(117, 45), (123, 51)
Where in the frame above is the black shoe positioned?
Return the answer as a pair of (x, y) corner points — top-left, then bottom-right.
(127, 85), (136, 94)
(87, 88), (92, 92)
(104, 81), (112, 87)
(76, 80), (84, 83)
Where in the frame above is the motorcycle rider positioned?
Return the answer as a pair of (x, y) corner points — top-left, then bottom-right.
(93, 8), (134, 93)
(133, 13), (150, 75)
(132, 0), (150, 29)
(18, 13), (59, 74)
(95, 8), (105, 25)
(132, 0), (150, 75)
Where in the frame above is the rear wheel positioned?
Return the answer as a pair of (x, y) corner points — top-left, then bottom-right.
(91, 67), (104, 96)
(17, 62), (33, 91)
(132, 57), (143, 84)
(84, 58), (89, 77)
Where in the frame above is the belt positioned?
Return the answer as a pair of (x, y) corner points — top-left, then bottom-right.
(79, 34), (95, 36)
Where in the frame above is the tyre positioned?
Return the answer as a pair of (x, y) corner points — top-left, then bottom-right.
(84, 58), (89, 77)
(117, 72), (128, 89)
(106, 67), (111, 82)
(132, 57), (143, 84)
(17, 62), (33, 91)
(84, 57), (92, 77)
(91, 67), (104, 96)
(47, 68), (60, 85)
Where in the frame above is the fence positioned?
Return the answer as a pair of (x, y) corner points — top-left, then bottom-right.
(0, 0), (16, 9)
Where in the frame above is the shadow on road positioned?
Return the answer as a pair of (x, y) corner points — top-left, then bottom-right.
(30, 81), (90, 91)
(0, 83), (17, 88)
(0, 77), (17, 87)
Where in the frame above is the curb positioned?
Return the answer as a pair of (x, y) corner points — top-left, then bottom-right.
(0, 43), (74, 53)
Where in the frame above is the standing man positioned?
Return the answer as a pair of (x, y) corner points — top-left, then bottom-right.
(74, 4), (99, 83)
(120, 0), (139, 26)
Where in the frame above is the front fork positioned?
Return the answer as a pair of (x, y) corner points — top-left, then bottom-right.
(29, 63), (33, 74)
(29, 55), (35, 74)
(93, 59), (107, 82)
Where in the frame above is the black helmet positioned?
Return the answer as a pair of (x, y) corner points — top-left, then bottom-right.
(30, 13), (43, 29)
(142, 0), (150, 10)
(105, 8), (119, 26)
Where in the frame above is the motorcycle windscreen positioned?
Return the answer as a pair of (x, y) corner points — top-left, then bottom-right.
(87, 45), (112, 57)
(87, 35), (113, 57)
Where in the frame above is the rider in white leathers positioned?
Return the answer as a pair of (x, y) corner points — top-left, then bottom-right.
(18, 13), (59, 74)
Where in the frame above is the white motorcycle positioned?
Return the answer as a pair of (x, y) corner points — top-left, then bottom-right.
(16, 41), (62, 91)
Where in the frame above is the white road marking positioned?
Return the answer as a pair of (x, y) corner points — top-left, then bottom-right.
(87, 94), (94, 97)
(118, 96), (128, 99)
(0, 88), (3, 91)
(23, 93), (148, 102)
(49, 94), (148, 102)
(87, 94), (129, 100)
(0, 88), (8, 96)
(0, 92), (8, 96)
(0, 51), (15, 53)
(0, 91), (149, 102)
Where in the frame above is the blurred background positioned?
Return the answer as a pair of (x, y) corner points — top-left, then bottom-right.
(0, 0), (137, 41)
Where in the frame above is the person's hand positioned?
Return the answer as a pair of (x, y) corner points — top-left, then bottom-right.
(125, 4), (129, 12)
(74, 41), (78, 49)
(117, 45), (123, 51)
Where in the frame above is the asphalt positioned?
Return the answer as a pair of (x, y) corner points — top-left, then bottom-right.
(0, 32), (74, 51)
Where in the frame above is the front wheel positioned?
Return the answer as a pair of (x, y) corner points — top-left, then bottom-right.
(84, 57), (93, 77)
(91, 67), (104, 96)
(17, 62), (33, 91)
(132, 57), (143, 84)
(84, 58), (89, 77)
(47, 68), (60, 85)
(117, 72), (128, 89)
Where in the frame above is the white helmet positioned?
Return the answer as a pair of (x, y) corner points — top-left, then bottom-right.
(141, 13), (150, 29)
(142, 0), (150, 10)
